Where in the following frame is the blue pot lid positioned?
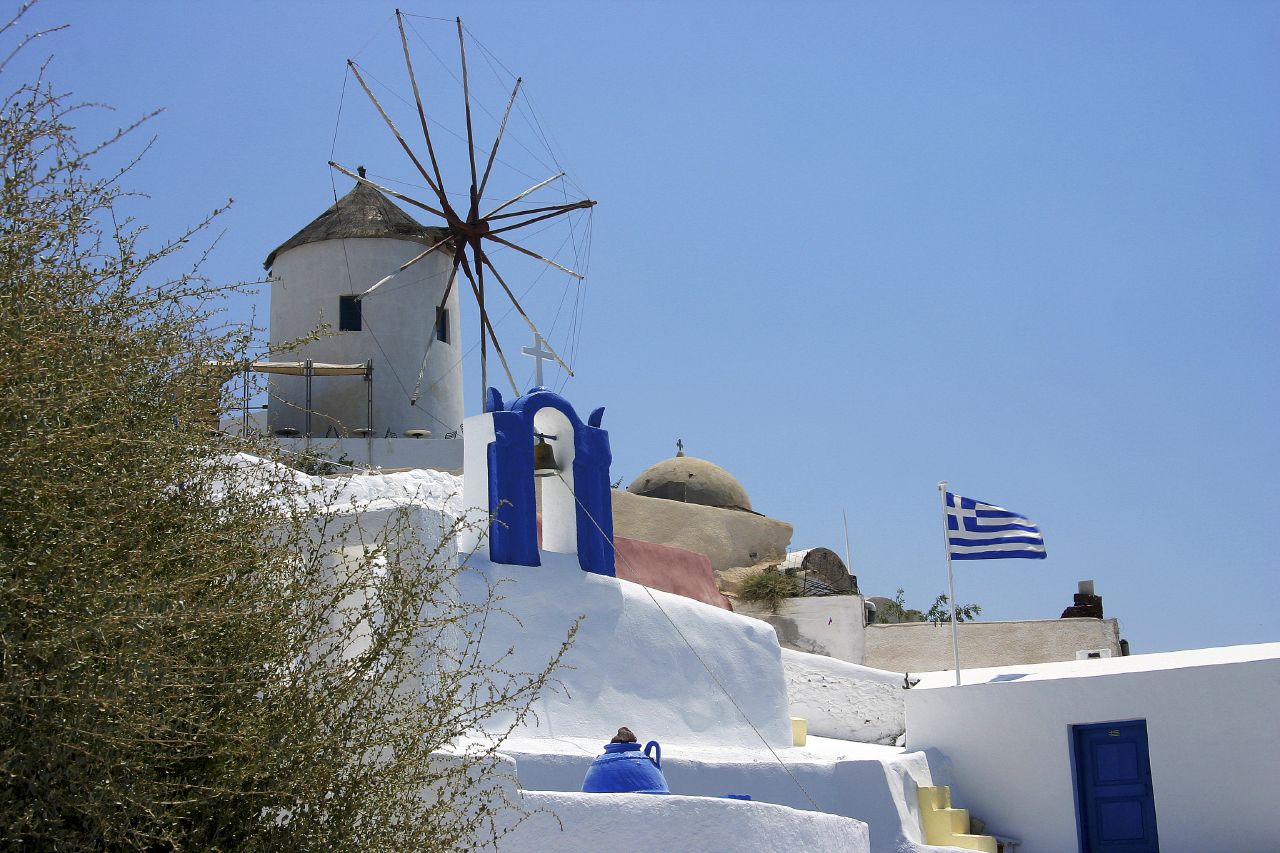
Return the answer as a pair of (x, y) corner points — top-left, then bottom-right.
(603, 742), (642, 753)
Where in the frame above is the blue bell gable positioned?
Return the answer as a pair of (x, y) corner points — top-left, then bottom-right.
(472, 387), (615, 577)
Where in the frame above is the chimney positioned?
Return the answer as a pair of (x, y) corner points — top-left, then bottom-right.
(1061, 579), (1104, 619)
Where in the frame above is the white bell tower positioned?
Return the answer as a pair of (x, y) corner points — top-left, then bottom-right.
(264, 178), (463, 439)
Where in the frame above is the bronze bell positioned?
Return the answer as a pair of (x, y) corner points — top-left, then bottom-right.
(533, 436), (558, 477)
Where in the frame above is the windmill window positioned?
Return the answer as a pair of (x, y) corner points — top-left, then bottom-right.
(436, 307), (449, 344)
(339, 295), (362, 332)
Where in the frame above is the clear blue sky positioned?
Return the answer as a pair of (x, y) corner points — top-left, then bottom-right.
(12, 1), (1278, 654)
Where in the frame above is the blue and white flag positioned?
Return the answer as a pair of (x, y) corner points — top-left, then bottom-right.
(945, 492), (1046, 560)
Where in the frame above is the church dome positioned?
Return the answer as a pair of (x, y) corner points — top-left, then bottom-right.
(627, 454), (753, 513)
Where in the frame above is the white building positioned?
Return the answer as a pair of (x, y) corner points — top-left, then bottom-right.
(285, 403), (1280, 853)
(260, 178), (464, 470)
(906, 645), (1280, 852)
(253, 193), (1276, 849)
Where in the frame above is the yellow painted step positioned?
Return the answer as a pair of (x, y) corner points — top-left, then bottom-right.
(917, 785), (998, 853)
(942, 835), (1001, 853)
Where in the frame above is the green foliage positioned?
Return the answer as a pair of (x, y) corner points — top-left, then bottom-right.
(873, 588), (981, 625)
(926, 594), (982, 625)
(872, 588), (918, 624)
(0, 12), (569, 850)
(738, 569), (801, 613)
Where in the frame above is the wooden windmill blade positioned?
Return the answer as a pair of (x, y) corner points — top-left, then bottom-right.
(396, 9), (448, 206)
(328, 161), (447, 220)
(456, 17), (481, 216)
(484, 172), (566, 219)
(477, 77), (522, 201)
(345, 61), (445, 206)
(484, 233), (586, 280)
(476, 248), (574, 378)
(341, 15), (595, 408)
(459, 253), (519, 396)
(409, 264), (460, 405)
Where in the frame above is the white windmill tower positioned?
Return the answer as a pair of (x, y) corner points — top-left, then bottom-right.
(259, 13), (593, 474)
(263, 171), (464, 445)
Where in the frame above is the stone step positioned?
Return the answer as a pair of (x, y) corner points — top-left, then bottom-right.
(489, 735), (936, 853)
(917, 785), (998, 853)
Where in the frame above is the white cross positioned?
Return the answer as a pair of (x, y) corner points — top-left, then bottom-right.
(521, 333), (555, 388)
(949, 496), (979, 532)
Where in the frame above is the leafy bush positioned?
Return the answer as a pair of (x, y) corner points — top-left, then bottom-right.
(738, 569), (801, 613)
(0, 11), (569, 849)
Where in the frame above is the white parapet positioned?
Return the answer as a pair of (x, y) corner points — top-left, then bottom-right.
(734, 596), (868, 664)
(456, 550), (794, 749)
(780, 648), (906, 745)
(272, 436), (463, 474)
(499, 791), (870, 853)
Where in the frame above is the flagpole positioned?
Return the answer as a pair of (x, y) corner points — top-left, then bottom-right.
(841, 508), (853, 576)
(939, 481), (962, 687)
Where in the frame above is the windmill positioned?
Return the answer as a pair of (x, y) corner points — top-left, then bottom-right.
(330, 11), (595, 408)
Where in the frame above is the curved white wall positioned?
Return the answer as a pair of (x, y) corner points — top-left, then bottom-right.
(268, 237), (462, 437)
(781, 649), (906, 745)
(457, 550), (795, 749)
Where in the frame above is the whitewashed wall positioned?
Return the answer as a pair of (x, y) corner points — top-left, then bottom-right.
(905, 645), (1280, 852)
(497, 736), (943, 853)
(499, 791), (870, 853)
(303, 469), (794, 749)
(273, 436), (463, 473)
(781, 649), (905, 745)
(457, 550), (795, 749)
(736, 597), (866, 663)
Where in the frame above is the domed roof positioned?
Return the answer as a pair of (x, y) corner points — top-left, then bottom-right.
(627, 454), (753, 512)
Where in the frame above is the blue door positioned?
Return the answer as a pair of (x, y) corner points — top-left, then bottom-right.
(1072, 720), (1160, 852)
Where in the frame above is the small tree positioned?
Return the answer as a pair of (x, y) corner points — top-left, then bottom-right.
(873, 589), (981, 625)
(926, 594), (982, 625)
(872, 588), (919, 624)
(0, 10), (569, 850)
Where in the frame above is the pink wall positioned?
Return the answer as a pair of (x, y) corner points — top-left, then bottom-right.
(536, 515), (730, 610)
(614, 536), (732, 610)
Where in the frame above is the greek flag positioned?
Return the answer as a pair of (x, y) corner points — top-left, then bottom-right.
(945, 492), (1046, 560)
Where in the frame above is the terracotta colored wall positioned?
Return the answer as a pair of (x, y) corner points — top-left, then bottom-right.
(613, 536), (732, 610)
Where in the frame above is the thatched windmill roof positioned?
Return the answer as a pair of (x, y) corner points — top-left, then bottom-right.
(264, 179), (450, 270)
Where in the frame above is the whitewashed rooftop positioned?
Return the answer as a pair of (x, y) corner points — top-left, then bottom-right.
(913, 641), (1280, 688)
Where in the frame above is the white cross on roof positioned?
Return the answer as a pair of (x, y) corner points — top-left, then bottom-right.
(521, 333), (555, 388)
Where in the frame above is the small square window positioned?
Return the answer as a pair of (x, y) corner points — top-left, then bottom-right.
(435, 307), (449, 344)
(339, 295), (362, 331)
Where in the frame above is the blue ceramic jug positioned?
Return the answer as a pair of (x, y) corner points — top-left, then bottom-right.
(581, 739), (669, 794)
